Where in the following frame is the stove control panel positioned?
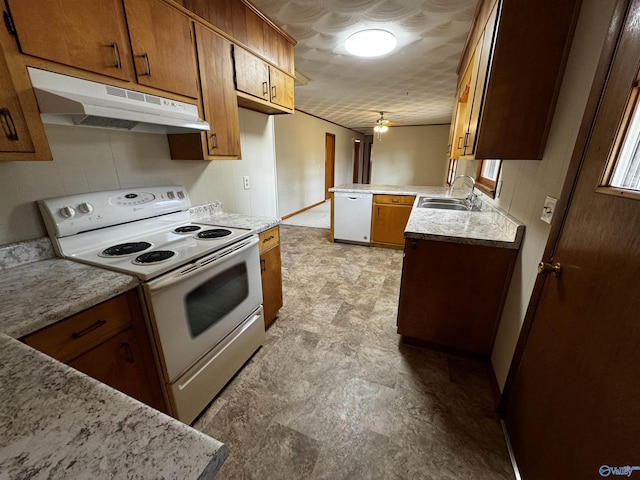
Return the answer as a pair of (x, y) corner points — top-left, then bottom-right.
(38, 185), (191, 238)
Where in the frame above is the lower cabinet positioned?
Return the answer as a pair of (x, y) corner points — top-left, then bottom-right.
(371, 195), (415, 249)
(22, 289), (166, 412)
(397, 238), (517, 356)
(259, 226), (283, 327)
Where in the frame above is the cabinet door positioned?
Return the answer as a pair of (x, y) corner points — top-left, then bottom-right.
(269, 67), (294, 110)
(6, 0), (134, 82)
(234, 46), (270, 101)
(195, 25), (241, 158)
(124, 0), (199, 98)
(0, 49), (34, 154)
(371, 204), (412, 246)
(68, 327), (164, 410)
(463, 4), (498, 157)
(260, 245), (283, 327)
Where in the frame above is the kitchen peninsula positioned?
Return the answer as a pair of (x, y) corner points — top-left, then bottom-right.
(330, 183), (525, 356)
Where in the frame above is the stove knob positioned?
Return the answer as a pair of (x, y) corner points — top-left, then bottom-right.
(77, 202), (94, 214)
(177, 191), (185, 199)
(59, 206), (76, 219)
(167, 191), (176, 199)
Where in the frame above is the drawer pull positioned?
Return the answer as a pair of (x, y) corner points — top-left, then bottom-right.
(0, 108), (18, 141)
(263, 235), (275, 243)
(71, 319), (107, 339)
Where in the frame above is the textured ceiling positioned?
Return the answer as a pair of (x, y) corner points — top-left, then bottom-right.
(249, 0), (478, 132)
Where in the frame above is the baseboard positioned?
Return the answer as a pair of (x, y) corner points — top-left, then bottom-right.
(501, 420), (523, 480)
(281, 200), (326, 220)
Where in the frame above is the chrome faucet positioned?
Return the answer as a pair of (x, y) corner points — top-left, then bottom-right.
(450, 175), (477, 205)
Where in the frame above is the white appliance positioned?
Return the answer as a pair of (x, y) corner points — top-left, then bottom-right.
(38, 186), (264, 424)
(28, 67), (210, 134)
(333, 191), (373, 245)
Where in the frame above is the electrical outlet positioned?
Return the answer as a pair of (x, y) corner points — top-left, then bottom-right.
(243, 176), (250, 190)
(541, 196), (557, 224)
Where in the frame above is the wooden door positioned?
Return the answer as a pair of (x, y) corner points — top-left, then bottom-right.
(504, 1), (640, 478)
(353, 140), (361, 183)
(194, 25), (241, 158)
(269, 67), (294, 109)
(124, 0), (199, 98)
(325, 133), (336, 200)
(233, 46), (270, 101)
(5, 0), (134, 81)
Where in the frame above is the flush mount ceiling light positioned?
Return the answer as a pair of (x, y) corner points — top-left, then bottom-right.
(345, 29), (397, 58)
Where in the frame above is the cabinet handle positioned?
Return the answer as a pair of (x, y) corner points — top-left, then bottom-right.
(0, 108), (18, 141)
(271, 85), (277, 100)
(391, 198), (399, 203)
(209, 132), (218, 149)
(262, 81), (268, 96)
(457, 136), (464, 150)
(463, 132), (470, 148)
(263, 235), (274, 243)
(110, 42), (121, 69)
(122, 342), (134, 363)
(260, 258), (266, 272)
(71, 319), (107, 339)
(139, 53), (151, 76)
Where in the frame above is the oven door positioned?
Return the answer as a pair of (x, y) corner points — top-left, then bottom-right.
(143, 235), (262, 382)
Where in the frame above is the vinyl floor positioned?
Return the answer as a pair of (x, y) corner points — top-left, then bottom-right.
(193, 225), (515, 480)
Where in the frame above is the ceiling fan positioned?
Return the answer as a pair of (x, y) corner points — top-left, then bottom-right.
(372, 111), (402, 140)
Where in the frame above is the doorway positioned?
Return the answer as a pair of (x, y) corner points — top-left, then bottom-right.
(325, 133), (335, 200)
(503, 0), (640, 478)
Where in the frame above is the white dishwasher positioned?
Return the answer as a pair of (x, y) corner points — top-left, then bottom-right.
(333, 192), (373, 245)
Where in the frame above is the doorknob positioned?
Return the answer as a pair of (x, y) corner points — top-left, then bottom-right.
(538, 261), (562, 277)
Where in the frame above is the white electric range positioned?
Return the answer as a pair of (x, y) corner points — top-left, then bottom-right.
(38, 185), (265, 424)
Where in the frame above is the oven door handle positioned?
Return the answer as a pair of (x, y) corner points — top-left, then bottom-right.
(147, 235), (258, 293)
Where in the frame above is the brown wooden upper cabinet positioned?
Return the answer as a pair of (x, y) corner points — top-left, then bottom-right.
(0, 7), (51, 161)
(123, 0), (199, 98)
(233, 45), (294, 113)
(5, 0), (199, 99)
(168, 24), (242, 160)
(449, 0), (581, 160)
(4, 0), (135, 82)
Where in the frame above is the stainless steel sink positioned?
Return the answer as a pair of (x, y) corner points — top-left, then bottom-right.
(417, 196), (480, 212)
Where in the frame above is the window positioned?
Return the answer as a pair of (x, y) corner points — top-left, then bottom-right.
(600, 85), (640, 198)
(475, 159), (501, 197)
(446, 159), (458, 186)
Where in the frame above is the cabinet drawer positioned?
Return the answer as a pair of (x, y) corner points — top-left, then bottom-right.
(259, 226), (280, 254)
(23, 293), (133, 363)
(373, 195), (415, 206)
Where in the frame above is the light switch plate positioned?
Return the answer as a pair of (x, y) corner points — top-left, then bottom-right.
(541, 196), (558, 224)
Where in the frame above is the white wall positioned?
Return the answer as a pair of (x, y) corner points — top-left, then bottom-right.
(0, 108), (277, 245)
(370, 124), (449, 186)
(274, 111), (364, 217)
(457, 0), (616, 390)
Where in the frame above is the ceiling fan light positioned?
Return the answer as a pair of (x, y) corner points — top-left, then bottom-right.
(345, 30), (397, 58)
(374, 124), (389, 133)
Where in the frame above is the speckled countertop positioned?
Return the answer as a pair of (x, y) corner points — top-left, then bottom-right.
(0, 334), (228, 479)
(190, 206), (281, 233)
(0, 237), (228, 479)
(330, 184), (525, 249)
(0, 258), (139, 338)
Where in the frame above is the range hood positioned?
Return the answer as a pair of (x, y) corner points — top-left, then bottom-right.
(28, 67), (209, 134)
